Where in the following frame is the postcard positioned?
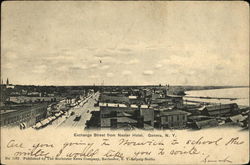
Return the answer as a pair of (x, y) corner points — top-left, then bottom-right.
(1, 1), (249, 164)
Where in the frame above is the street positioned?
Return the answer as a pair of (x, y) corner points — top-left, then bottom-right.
(57, 92), (100, 129)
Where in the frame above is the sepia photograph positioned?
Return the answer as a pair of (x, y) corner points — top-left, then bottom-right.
(1, 1), (249, 164)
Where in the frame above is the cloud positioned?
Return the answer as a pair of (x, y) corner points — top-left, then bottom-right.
(87, 47), (97, 51)
(125, 59), (139, 65)
(92, 48), (117, 58)
(94, 53), (113, 58)
(56, 63), (87, 72)
(48, 54), (75, 60)
(89, 63), (98, 68)
(2, 62), (15, 69)
(107, 47), (116, 51)
(4, 51), (18, 59)
(100, 65), (110, 70)
(3, 3), (248, 86)
(215, 65), (224, 70)
(92, 56), (117, 64)
(146, 45), (159, 50)
(119, 48), (132, 52)
(154, 64), (163, 69)
(122, 70), (132, 76)
(143, 70), (154, 76)
(106, 72), (114, 78)
(69, 65), (87, 70)
(89, 75), (99, 79)
(33, 65), (47, 73)
(57, 66), (68, 72)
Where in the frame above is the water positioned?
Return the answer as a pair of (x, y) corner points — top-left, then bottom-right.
(184, 87), (249, 106)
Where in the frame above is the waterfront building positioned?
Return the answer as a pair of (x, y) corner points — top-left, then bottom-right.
(194, 119), (219, 129)
(155, 110), (189, 129)
(150, 95), (183, 108)
(200, 103), (239, 116)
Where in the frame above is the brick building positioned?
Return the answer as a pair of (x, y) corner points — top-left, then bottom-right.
(0, 103), (48, 129)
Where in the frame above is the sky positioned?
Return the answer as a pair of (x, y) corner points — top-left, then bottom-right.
(1, 1), (249, 86)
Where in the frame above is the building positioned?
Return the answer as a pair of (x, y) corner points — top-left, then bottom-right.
(5, 78), (15, 89)
(150, 95), (183, 108)
(194, 119), (219, 129)
(99, 103), (154, 129)
(85, 111), (101, 129)
(155, 110), (189, 129)
(7, 96), (60, 104)
(0, 103), (48, 129)
(200, 103), (238, 116)
(129, 97), (146, 105)
(151, 98), (170, 107)
(166, 95), (184, 108)
(99, 95), (129, 104)
(227, 114), (247, 123)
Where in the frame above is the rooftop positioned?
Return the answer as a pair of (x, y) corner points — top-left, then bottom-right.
(128, 96), (137, 99)
(100, 95), (129, 103)
(203, 103), (238, 111)
(99, 102), (151, 109)
(0, 103), (48, 115)
(0, 109), (17, 115)
(160, 110), (189, 116)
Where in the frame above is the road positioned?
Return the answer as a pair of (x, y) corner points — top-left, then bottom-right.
(57, 92), (100, 129)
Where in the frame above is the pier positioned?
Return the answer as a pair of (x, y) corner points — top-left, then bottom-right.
(184, 96), (240, 101)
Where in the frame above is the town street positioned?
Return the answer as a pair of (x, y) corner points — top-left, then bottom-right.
(57, 92), (100, 129)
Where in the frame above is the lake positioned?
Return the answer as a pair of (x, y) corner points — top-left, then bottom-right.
(184, 87), (249, 106)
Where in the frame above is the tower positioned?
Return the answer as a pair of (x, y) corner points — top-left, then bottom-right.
(6, 78), (9, 85)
